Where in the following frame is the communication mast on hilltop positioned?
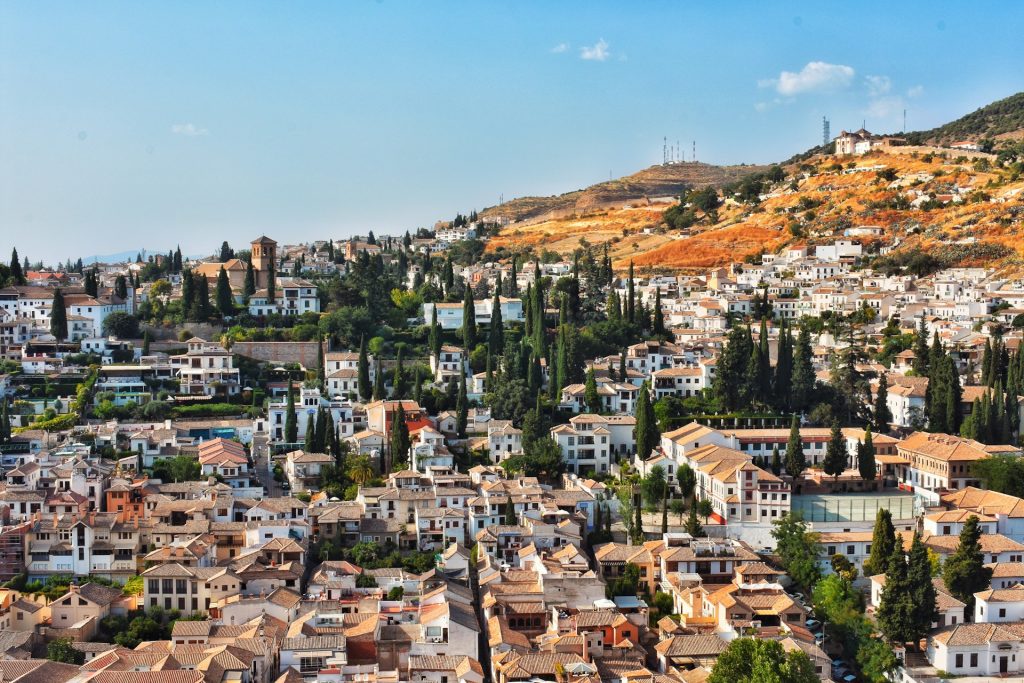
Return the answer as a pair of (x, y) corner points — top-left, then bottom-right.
(692, 141), (696, 163)
(663, 137), (668, 165)
(822, 116), (830, 147)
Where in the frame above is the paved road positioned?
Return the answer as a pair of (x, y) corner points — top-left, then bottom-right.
(252, 434), (284, 497)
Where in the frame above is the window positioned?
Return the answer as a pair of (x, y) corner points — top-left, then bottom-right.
(955, 654), (963, 668)
(970, 653), (978, 667)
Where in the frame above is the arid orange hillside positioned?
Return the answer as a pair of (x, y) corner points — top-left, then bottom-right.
(486, 149), (1024, 273)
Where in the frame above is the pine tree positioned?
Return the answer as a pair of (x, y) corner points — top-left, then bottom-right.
(859, 428), (877, 481)
(874, 373), (893, 432)
(216, 267), (234, 317)
(50, 288), (68, 342)
(943, 515), (994, 613)
(784, 414), (805, 479)
(823, 421), (846, 480)
(284, 383), (298, 443)
(864, 508), (896, 577)
(462, 287), (477, 350)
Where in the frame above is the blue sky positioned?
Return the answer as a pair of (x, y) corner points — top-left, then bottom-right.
(1, 1), (1023, 262)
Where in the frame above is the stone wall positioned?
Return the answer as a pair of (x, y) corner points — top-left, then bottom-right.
(232, 341), (321, 369)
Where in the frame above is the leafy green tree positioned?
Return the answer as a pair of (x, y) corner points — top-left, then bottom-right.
(684, 505), (704, 537)
(47, 637), (84, 664)
(670, 498), (686, 524)
(708, 638), (818, 683)
(863, 508), (896, 577)
(771, 512), (821, 591)
(50, 288), (68, 341)
(857, 635), (900, 683)
(103, 311), (140, 338)
(943, 515), (993, 613)
(151, 455), (202, 482)
(641, 466), (667, 509)
(677, 462), (696, 501)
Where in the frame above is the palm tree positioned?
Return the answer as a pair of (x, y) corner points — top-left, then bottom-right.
(347, 454), (374, 486)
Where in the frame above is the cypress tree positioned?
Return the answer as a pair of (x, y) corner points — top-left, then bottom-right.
(456, 371), (468, 438)
(0, 399), (9, 444)
(50, 288), (68, 342)
(489, 284), (504, 355)
(773, 319), (792, 411)
(142, 330), (151, 356)
(784, 414), (805, 479)
(267, 262), (276, 302)
(859, 428), (877, 481)
(304, 413), (316, 452)
(877, 536), (915, 644)
(684, 505), (704, 538)
(389, 405), (411, 469)
(791, 325), (815, 413)
(874, 373), (893, 432)
(913, 318), (930, 376)
(314, 407), (328, 452)
(216, 267), (234, 316)
(243, 260), (256, 302)
(619, 352), (627, 384)
(114, 274), (128, 300)
(770, 445), (782, 476)
(943, 515), (994, 613)
(393, 346), (406, 399)
(504, 497), (516, 526)
(635, 383), (659, 460)
(357, 336), (371, 401)
(284, 383), (298, 443)
(908, 531), (938, 638)
(627, 261), (635, 324)
(823, 420), (846, 480)
(633, 501), (644, 542)
(756, 317), (772, 404)
(981, 338), (994, 386)
(373, 361), (385, 400)
(585, 367), (601, 413)
(864, 508), (896, 576)
(429, 307), (441, 359)
(462, 287), (477, 350)
(9, 248), (24, 285)
(653, 288), (666, 336)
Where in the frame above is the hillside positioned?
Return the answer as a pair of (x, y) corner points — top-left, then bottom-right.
(478, 161), (768, 225)
(905, 91), (1024, 146)
(486, 149), (1024, 273)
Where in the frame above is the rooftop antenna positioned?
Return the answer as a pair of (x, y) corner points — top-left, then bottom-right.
(822, 116), (830, 147)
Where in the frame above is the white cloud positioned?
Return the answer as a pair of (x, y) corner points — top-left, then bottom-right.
(551, 42), (569, 54)
(907, 85), (925, 98)
(866, 95), (905, 120)
(171, 123), (208, 137)
(762, 61), (855, 95)
(865, 75), (891, 97)
(580, 39), (610, 62)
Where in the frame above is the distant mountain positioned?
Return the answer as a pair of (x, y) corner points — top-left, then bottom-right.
(81, 250), (148, 265)
(904, 91), (1024, 146)
(479, 161), (769, 225)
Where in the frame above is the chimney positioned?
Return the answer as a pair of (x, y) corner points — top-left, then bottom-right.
(582, 631), (589, 662)
(89, 511), (96, 525)
(69, 583), (79, 593)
